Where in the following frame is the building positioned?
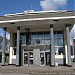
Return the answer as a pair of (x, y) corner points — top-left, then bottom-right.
(0, 10), (75, 67)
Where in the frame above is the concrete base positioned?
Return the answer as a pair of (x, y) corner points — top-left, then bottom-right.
(16, 65), (20, 67)
(67, 65), (72, 67)
(58, 64), (64, 66)
(66, 64), (72, 67)
(1, 65), (5, 66)
(51, 65), (55, 67)
(8, 64), (15, 65)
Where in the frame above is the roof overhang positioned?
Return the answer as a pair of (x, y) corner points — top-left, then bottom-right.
(0, 10), (75, 32)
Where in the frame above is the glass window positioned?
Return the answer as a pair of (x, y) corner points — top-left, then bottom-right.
(55, 46), (64, 55)
(54, 32), (63, 46)
(40, 40), (44, 44)
(31, 39), (35, 45)
(57, 34), (63, 38)
(44, 32), (50, 45)
(54, 34), (63, 39)
(31, 32), (51, 45)
(44, 34), (50, 39)
(57, 39), (63, 46)
(31, 33), (45, 45)
(31, 34), (37, 39)
(54, 47), (58, 55)
(37, 33), (44, 44)
(54, 31), (64, 55)
(29, 52), (33, 65)
(14, 33), (26, 46)
(54, 38), (57, 46)
(58, 47), (64, 55)
(54, 34), (57, 39)
(44, 40), (50, 44)
(37, 39), (44, 44)
(37, 33), (44, 39)
(20, 35), (26, 45)
(31, 33), (37, 45)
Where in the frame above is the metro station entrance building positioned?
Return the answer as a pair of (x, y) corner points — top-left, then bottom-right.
(0, 10), (75, 67)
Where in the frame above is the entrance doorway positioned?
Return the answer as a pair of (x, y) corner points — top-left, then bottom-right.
(23, 51), (33, 66)
(40, 51), (50, 66)
(40, 52), (45, 66)
(45, 52), (50, 66)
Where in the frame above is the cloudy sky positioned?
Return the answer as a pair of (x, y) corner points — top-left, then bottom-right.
(0, 0), (75, 40)
(0, 0), (74, 15)
(40, 0), (68, 10)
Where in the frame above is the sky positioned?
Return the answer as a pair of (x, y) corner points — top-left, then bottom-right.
(0, 0), (75, 40)
(0, 0), (75, 15)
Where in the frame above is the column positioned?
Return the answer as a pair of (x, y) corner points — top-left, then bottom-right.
(50, 24), (55, 67)
(16, 26), (20, 66)
(9, 32), (13, 64)
(66, 24), (72, 67)
(1, 27), (6, 66)
(63, 27), (68, 65)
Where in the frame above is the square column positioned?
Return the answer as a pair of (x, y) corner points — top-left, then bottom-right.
(66, 24), (72, 67)
(1, 27), (6, 66)
(16, 26), (20, 66)
(50, 24), (55, 67)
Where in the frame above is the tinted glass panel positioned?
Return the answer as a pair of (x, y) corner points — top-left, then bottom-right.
(44, 34), (50, 39)
(44, 40), (50, 44)
(24, 53), (28, 65)
(40, 53), (45, 65)
(57, 34), (63, 38)
(31, 34), (37, 39)
(54, 34), (57, 39)
(37, 34), (44, 39)
(54, 31), (64, 55)
(58, 47), (64, 55)
(57, 39), (63, 46)
(20, 35), (26, 45)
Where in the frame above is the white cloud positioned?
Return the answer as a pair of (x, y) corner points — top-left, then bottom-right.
(40, 0), (68, 10)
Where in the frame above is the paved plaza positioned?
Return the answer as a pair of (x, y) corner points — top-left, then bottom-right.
(0, 64), (75, 75)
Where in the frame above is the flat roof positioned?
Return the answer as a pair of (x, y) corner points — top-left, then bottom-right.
(0, 10), (75, 32)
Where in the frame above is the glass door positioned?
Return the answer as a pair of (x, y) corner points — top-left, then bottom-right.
(40, 52), (45, 66)
(45, 52), (50, 65)
(24, 52), (28, 66)
(29, 52), (33, 66)
(24, 51), (33, 66)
